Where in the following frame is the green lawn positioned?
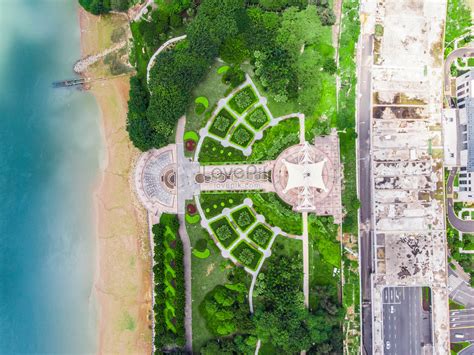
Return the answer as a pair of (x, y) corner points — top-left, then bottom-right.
(185, 61), (231, 133)
(186, 222), (234, 353)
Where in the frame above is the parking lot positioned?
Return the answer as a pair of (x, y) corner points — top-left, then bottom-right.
(382, 287), (432, 354)
(451, 308), (474, 343)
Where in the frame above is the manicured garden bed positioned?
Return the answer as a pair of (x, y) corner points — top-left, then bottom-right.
(248, 223), (273, 249)
(245, 106), (270, 130)
(193, 248), (210, 259)
(198, 137), (246, 163)
(230, 124), (254, 148)
(200, 193), (246, 219)
(210, 217), (239, 248)
(231, 206), (256, 232)
(186, 213), (201, 224)
(228, 86), (258, 114)
(209, 108), (236, 138)
(231, 240), (263, 271)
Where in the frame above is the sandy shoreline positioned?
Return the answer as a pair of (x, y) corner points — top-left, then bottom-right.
(78, 7), (152, 354)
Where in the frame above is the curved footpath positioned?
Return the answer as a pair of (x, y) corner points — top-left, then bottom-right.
(146, 35), (187, 84)
(444, 46), (474, 93)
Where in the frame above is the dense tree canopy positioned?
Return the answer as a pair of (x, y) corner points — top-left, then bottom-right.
(253, 253), (343, 353)
(79, 0), (136, 15)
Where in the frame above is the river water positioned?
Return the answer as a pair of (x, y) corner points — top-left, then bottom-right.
(0, 1), (101, 352)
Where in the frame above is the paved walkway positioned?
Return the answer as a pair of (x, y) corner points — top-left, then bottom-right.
(302, 212), (309, 307)
(178, 214), (193, 352)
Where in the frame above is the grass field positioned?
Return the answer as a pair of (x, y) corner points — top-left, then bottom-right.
(186, 222), (234, 352)
(185, 62), (231, 133)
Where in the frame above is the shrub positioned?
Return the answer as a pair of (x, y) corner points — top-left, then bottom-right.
(231, 206), (256, 231)
(196, 238), (208, 252)
(250, 193), (302, 234)
(248, 223), (273, 249)
(209, 109), (236, 138)
(222, 65), (246, 88)
(229, 86), (258, 114)
(230, 124), (254, 147)
(245, 106), (270, 130)
(195, 102), (206, 115)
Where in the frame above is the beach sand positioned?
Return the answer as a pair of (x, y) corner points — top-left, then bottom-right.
(78, 8), (152, 354)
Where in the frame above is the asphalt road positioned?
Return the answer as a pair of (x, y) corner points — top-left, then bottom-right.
(357, 33), (374, 355)
(382, 287), (432, 355)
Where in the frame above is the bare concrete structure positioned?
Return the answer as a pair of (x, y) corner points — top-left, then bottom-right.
(368, 0), (450, 353)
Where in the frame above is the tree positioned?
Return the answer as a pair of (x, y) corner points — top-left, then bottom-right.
(254, 47), (298, 102)
(219, 35), (250, 64)
(277, 6), (323, 56)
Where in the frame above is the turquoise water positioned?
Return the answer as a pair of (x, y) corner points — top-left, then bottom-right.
(0, 1), (101, 353)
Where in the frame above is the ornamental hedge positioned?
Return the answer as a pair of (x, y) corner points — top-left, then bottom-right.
(248, 223), (273, 249)
(152, 214), (185, 350)
(230, 124), (254, 147)
(209, 108), (237, 138)
(231, 206), (256, 231)
(229, 86), (258, 114)
(210, 217), (240, 248)
(245, 106), (270, 130)
(231, 240), (263, 270)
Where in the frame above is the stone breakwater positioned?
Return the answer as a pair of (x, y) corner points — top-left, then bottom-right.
(74, 41), (126, 74)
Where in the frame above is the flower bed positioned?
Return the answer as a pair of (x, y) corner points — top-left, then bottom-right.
(229, 86), (258, 114)
(231, 240), (263, 271)
(248, 223), (273, 249)
(231, 206), (256, 232)
(245, 106), (270, 130)
(209, 108), (236, 138)
(210, 217), (239, 248)
(230, 124), (254, 148)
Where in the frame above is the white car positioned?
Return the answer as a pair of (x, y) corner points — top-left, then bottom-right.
(455, 333), (465, 339)
(390, 306), (395, 314)
(386, 341), (391, 350)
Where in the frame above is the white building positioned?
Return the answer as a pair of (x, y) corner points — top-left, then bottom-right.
(442, 69), (474, 200)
